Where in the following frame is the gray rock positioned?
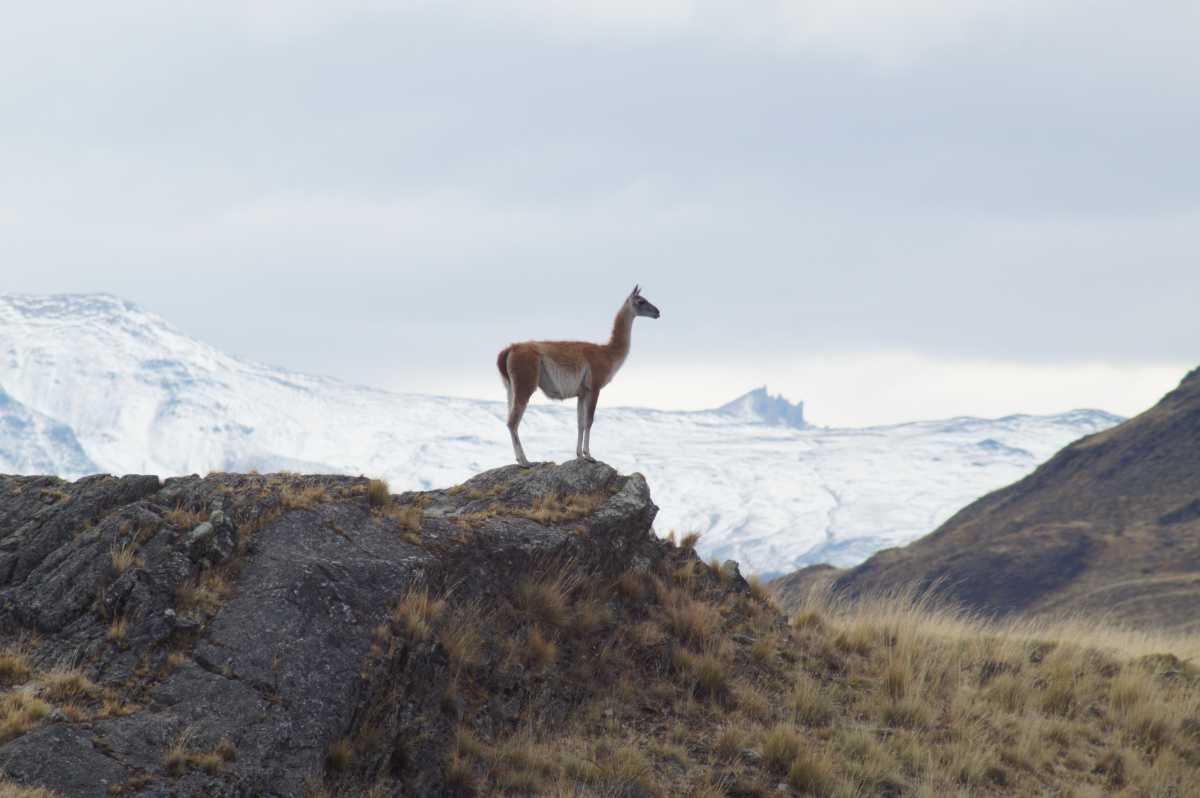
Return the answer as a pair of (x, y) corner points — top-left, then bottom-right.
(0, 461), (667, 797)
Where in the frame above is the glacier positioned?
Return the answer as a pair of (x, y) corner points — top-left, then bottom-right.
(0, 293), (1122, 577)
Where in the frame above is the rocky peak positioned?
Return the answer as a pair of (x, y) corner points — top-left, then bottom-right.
(0, 460), (768, 796)
(716, 386), (807, 428)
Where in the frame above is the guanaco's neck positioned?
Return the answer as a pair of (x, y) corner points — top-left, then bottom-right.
(607, 301), (635, 361)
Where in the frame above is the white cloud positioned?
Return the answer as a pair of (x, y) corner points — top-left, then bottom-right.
(191, 0), (1064, 64)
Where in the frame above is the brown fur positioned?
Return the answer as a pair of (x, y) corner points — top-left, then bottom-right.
(497, 288), (658, 465)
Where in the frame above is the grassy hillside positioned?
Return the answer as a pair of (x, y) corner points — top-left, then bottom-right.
(336, 563), (1200, 797)
(4, 540), (1199, 796)
(802, 366), (1200, 630)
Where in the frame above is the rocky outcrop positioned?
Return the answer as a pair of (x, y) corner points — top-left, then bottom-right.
(0, 461), (709, 797)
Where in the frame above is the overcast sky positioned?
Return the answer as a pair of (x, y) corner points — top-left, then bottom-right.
(2, 1), (1196, 426)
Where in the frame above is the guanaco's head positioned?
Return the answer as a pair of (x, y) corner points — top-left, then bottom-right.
(629, 285), (661, 319)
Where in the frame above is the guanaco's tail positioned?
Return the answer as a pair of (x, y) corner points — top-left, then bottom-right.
(496, 346), (512, 384)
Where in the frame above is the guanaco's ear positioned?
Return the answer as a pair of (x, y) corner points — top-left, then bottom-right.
(631, 284), (640, 297)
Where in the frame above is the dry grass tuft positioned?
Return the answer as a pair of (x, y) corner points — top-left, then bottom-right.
(616, 569), (646, 602)
(527, 627), (558, 669)
(0, 643), (33, 687)
(690, 652), (728, 698)
(679, 531), (701, 551)
(663, 590), (721, 648)
(0, 776), (63, 797)
(164, 731), (226, 776)
(325, 738), (353, 771)
(762, 724), (804, 773)
(786, 748), (835, 794)
(164, 503), (207, 529)
(746, 575), (774, 606)
(524, 492), (609, 524)
(107, 616), (129, 645)
(391, 586), (446, 642)
(513, 571), (578, 629)
(367, 479), (391, 508)
(713, 724), (748, 762)
(279, 483), (329, 511)
(216, 737), (237, 762)
(176, 569), (233, 618)
(109, 542), (142, 575)
(440, 604), (485, 674)
(37, 667), (97, 703)
(444, 752), (476, 792)
(790, 672), (834, 727)
(385, 504), (422, 533)
(0, 692), (52, 744)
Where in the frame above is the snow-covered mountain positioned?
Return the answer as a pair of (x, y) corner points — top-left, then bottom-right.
(0, 384), (97, 477)
(0, 293), (1122, 577)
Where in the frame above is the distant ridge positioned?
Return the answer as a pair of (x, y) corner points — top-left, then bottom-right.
(774, 366), (1200, 629)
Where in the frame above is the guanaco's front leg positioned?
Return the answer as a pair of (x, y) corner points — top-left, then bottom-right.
(581, 388), (600, 461)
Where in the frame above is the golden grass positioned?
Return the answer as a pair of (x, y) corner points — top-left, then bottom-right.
(527, 627), (558, 669)
(786, 748), (835, 794)
(164, 503), (207, 528)
(391, 586), (446, 642)
(0, 692), (51, 744)
(689, 652), (727, 698)
(524, 492), (608, 524)
(440, 604), (485, 674)
(107, 616), (129, 645)
(615, 569), (646, 602)
(762, 724), (803, 772)
(164, 731), (225, 777)
(279, 483), (329, 511)
(0, 777), (63, 798)
(0, 643), (33, 687)
(366, 479), (391, 509)
(513, 569), (580, 629)
(790, 672), (834, 726)
(384, 504), (422, 533)
(176, 568), (233, 618)
(772, 584), (1200, 795)
(663, 590), (721, 648)
(36, 667), (98, 703)
(746, 575), (774, 606)
(109, 542), (142, 575)
(295, 535), (1200, 797)
(455, 491), (611, 528)
(440, 559), (1200, 797)
(325, 738), (353, 771)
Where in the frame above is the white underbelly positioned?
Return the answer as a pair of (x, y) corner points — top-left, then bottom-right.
(538, 358), (586, 400)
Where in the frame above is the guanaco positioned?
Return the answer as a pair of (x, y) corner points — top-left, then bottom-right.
(496, 285), (661, 466)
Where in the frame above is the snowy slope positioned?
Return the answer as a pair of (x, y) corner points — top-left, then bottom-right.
(0, 293), (1122, 576)
(0, 384), (98, 477)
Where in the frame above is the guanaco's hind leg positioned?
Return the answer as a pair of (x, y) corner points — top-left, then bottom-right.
(575, 393), (590, 460)
(505, 347), (539, 467)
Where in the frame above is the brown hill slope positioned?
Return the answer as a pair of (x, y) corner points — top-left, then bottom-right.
(811, 366), (1200, 629)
